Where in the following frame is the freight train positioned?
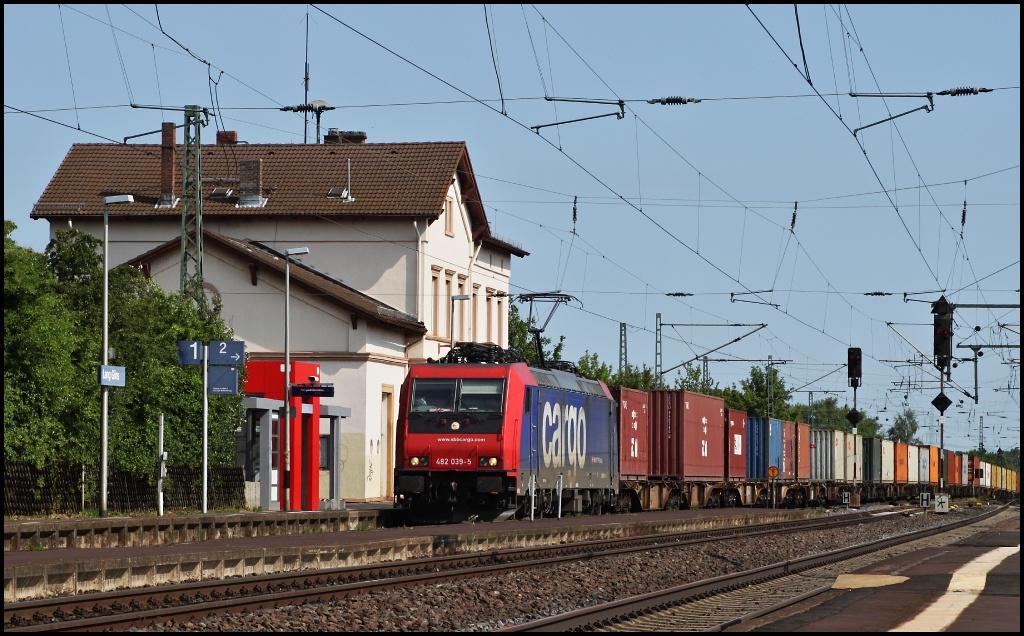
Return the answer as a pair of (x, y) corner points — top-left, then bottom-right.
(393, 344), (1018, 523)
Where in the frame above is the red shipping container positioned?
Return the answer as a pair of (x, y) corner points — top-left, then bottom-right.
(796, 422), (811, 480)
(647, 390), (681, 478)
(611, 387), (649, 479)
(681, 392), (726, 481)
(779, 421), (796, 479)
(895, 442), (909, 483)
(724, 409), (747, 480)
(968, 455), (980, 483)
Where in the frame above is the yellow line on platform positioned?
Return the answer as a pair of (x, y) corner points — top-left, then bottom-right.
(890, 545), (1020, 632)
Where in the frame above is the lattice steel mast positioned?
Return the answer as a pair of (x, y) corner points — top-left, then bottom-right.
(180, 105), (208, 292)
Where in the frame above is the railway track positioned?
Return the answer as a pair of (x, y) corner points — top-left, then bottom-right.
(504, 504), (1006, 632)
(4, 508), (895, 632)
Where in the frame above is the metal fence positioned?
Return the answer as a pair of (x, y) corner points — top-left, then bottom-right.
(3, 462), (244, 517)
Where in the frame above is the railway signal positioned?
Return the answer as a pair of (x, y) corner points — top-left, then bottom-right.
(932, 296), (953, 372)
(847, 347), (862, 387)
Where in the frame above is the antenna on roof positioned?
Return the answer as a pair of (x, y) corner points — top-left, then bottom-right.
(280, 100), (335, 144)
(304, 10), (310, 143)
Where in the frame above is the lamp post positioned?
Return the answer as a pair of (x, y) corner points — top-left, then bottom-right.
(450, 294), (470, 350)
(99, 194), (134, 518)
(282, 246), (309, 511)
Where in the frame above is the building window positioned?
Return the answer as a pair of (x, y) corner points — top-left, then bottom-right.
(319, 436), (330, 470)
(497, 297), (504, 347)
(458, 276), (467, 341)
(445, 274), (453, 339)
(444, 197), (455, 237)
(472, 284), (480, 342)
(431, 267), (441, 336)
(486, 287), (495, 343)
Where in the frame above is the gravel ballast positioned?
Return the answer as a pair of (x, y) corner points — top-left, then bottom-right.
(142, 506), (1002, 632)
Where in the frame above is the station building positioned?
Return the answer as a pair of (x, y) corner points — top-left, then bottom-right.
(29, 126), (528, 503)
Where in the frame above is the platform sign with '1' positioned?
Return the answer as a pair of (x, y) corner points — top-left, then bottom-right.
(178, 340), (203, 365)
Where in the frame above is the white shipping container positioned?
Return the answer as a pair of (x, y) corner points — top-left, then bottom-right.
(881, 439), (895, 483)
(961, 455), (968, 485)
(831, 431), (846, 481)
(907, 445), (920, 484)
(983, 461), (991, 488)
(810, 430), (846, 481)
(846, 434), (862, 483)
(810, 430), (827, 480)
(919, 445), (933, 485)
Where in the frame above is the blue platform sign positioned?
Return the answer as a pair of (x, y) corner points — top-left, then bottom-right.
(98, 365), (127, 387)
(178, 340), (203, 365)
(209, 340), (245, 365)
(209, 365), (239, 395)
(291, 383), (335, 398)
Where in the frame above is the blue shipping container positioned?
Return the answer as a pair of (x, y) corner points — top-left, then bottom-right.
(746, 418), (769, 479)
(767, 419), (784, 476)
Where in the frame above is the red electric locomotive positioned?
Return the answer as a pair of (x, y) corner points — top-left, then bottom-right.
(394, 344), (619, 523)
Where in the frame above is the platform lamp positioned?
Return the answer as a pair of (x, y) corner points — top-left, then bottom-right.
(99, 194), (134, 518)
(282, 246), (309, 511)
(450, 294), (471, 351)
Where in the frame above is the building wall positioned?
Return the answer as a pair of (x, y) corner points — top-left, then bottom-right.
(142, 243), (413, 502)
(52, 181), (515, 351)
(45, 168), (519, 503)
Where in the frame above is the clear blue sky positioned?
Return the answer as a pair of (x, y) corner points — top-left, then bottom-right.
(5, 5), (1020, 452)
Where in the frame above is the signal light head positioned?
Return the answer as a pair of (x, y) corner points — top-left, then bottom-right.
(847, 347), (863, 381)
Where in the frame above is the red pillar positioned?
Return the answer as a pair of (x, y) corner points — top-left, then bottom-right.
(244, 360), (320, 511)
(302, 397), (321, 510)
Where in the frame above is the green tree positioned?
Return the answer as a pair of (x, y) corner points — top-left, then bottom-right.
(791, 396), (864, 432)
(4, 225), (242, 477)
(671, 362), (720, 395)
(854, 415), (881, 439)
(577, 351), (662, 389)
(887, 408), (921, 444)
(105, 265), (242, 475)
(4, 222), (92, 467)
(577, 350), (614, 384)
(720, 364), (794, 419)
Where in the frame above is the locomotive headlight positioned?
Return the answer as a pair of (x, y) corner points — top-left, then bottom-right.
(488, 457), (498, 467)
(410, 456), (420, 466)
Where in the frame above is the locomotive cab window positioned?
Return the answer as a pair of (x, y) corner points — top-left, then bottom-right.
(458, 379), (504, 413)
(411, 379), (457, 412)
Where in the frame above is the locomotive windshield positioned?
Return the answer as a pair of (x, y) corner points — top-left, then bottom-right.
(457, 379), (504, 413)
(410, 378), (504, 413)
(411, 379), (457, 412)
(408, 377), (505, 434)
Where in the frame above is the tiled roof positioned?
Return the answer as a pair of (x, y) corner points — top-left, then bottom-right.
(129, 231), (426, 335)
(30, 141), (492, 235)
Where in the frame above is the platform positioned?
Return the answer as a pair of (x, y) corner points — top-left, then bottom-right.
(3, 504), (397, 552)
(4, 507), (811, 601)
(730, 508), (1020, 632)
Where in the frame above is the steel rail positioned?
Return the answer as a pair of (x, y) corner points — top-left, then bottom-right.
(503, 505), (1004, 632)
(4, 509), (896, 631)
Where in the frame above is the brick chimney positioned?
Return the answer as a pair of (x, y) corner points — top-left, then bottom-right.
(324, 129), (367, 145)
(159, 122), (176, 207)
(216, 130), (238, 145)
(238, 158), (264, 207)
